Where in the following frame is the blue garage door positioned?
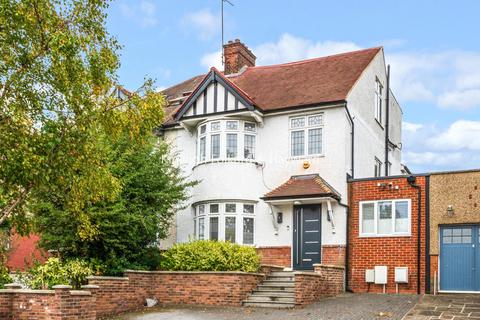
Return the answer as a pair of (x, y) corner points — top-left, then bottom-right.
(440, 225), (479, 291)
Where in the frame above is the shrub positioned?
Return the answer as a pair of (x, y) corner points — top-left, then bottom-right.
(27, 258), (94, 289)
(0, 263), (11, 288)
(160, 240), (260, 272)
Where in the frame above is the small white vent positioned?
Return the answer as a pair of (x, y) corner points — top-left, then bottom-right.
(395, 267), (409, 283)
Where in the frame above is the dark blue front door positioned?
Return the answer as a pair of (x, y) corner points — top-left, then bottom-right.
(293, 204), (321, 270)
(440, 225), (479, 291)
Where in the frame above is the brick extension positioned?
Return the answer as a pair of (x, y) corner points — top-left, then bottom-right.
(348, 176), (427, 294)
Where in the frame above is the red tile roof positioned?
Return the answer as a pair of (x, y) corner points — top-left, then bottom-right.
(262, 174), (341, 200)
(161, 47), (382, 125)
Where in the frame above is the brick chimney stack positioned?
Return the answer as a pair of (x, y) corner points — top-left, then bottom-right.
(223, 39), (256, 75)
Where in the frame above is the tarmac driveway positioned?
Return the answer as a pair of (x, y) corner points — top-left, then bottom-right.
(113, 293), (418, 320)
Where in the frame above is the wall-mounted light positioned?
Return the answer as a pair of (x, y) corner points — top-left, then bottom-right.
(303, 161), (310, 169)
(446, 205), (454, 217)
(293, 200), (302, 205)
(277, 212), (283, 224)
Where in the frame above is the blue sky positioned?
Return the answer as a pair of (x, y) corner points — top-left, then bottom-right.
(106, 0), (480, 173)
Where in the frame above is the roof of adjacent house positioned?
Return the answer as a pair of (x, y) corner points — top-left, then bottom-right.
(160, 47), (382, 126)
(261, 174), (341, 200)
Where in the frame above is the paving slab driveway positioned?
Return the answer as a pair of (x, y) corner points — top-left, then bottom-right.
(404, 294), (480, 320)
(113, 293), (418, 320)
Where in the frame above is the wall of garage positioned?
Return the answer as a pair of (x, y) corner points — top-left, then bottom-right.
(429, 170), (480, 293)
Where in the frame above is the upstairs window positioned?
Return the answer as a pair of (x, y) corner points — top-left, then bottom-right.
(374, 158), (382, 177)
(196, 120), (257, 163)
(289, 114), (323, 157)
(375, 79), (383, 123)
(360, 199), (411, 236)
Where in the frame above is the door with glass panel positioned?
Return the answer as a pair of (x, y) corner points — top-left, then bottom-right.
(440, 225), (479, 291)
(293, 205), (321, 270)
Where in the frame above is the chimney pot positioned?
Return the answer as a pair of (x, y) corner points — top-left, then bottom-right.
(223, 39), (256, 75)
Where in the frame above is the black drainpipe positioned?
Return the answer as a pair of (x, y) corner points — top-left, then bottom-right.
(384, 65), (390, 176)
(425, 175), (431, 293)
(407, 175), (422, 294)
(345, 102), (354, 178)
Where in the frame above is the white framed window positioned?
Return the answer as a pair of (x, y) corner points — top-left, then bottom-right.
(196, 119), (257, 163)
(359, 199), (411, 237)
(374, 158), (382, 177)
(193, 201), (255, 245)
(289, 114), (323, 157)
(375, 79), (383, 123)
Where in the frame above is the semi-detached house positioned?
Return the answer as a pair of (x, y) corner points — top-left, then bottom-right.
(159, 40), (403, 271)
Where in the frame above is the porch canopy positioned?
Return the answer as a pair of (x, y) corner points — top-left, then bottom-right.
(261, 174), (341, 205)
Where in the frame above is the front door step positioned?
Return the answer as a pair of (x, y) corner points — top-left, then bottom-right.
(243, 271), (296, 308)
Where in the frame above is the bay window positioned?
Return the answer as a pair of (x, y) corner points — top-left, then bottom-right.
(194, 201), (255, 244)
(360, 199), (411, 236)
(289, 114), (323, 157)
(196, 119), (257, 163)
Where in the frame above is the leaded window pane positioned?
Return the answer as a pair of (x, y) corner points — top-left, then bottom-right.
(225, 217), (236, 242)
(308, 128), (322, 155)
(243, 218), (254, 245)
(226, 120), (238, 130)
(226, 133), (237, 158)
(243, 204), (254, 214)
(291, 130), (305, 156)
(209, 217), (218, 241)
(210, 204), (219, 213)
(211, 134), (220, 159)
(199, 137), (206, 161)
(198, 217), (205, 240)
(198, 204), (205, 215)
(244, 122), (256, 132)
(308, 115), (322, 126)
(244, 135), (255, 159)
(200, 125), (206, 134)
(226, 203), (236, 213)
(211, 121), (220, 131)
(290, 117), (305, 129)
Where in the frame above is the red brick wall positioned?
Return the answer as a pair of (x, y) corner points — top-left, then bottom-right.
(257, 246), (291, 267)
(0, 285), (95, 320)
(429, 254), (439, 293)
(322, 245), (346, 266)
(88, 271), (265, 317)
(348, 176), (427, 294)
(6, 233), (47, 271)
(295, 265), (344, 305)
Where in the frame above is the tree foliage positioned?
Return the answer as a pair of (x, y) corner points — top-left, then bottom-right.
(34, 137), (196, 275)
(0, 0), (165, 230)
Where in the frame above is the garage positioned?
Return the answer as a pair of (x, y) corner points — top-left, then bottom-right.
(440, 225), (480, 292)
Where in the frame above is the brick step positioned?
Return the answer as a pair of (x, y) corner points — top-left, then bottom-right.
(269, 272), (295, 277)
(245, 295), (295, 303)
(266, 276), (295, 281)
(251, 290), (295, 297)
(243, 301), (295, 308)
(257, 284), (295, 292)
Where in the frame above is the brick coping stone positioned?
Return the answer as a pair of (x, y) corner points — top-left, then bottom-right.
(123, 270), (265, 276)
(293, 271), (323, 277)
(87, 276), (129, 280)
(260, 264), (286, 269)
(0, 289), (53, 294)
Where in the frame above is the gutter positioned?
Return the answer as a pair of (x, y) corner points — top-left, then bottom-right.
(407, 175), (422, 294)
(384, 65), (390, 176)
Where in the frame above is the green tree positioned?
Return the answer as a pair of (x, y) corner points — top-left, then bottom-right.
(0, 0), (164, 235)
(34, 136), (196, 274)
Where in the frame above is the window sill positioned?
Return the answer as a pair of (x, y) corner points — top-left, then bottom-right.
(193, 158), (262, 169)
(287, 154), (325, 161)
(358, 233), (411, 238)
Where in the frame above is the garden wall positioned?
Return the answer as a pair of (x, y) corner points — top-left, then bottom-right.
(0, 284), (95, 320)
(88, 270), (265, 317)
(295, 264), (345, 305)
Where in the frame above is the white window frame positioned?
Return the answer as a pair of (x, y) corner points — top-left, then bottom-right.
(374, 158), (382, 177)
(196, 119), (257, 163)
(289, 113), (324, 158)
(359, 199), (412, 237)
(193, 201), (256, 245)
(375, 78), (383, 124)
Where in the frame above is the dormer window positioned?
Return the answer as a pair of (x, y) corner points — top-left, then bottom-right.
(375, 79), (383, 124)
(196, 119), (257, 163)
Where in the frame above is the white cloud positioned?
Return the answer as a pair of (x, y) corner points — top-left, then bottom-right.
(182, 9), (220, 41)
(200, 50), (222, 70)
(403, 151), (464, 166)
(119, 0), (157, 27)
(438, 89), (480, 109)
(428, 120), (480, 151)
(403, 122), (424, 133)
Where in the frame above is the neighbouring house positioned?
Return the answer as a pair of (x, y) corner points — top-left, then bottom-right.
(5, 233), (47, 271)
(159, 39), (403, 270)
